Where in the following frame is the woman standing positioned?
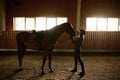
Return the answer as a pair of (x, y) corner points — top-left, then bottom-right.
(71, 29), (85, 77)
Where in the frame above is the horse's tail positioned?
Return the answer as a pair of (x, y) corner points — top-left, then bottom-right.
(16, 32), (29, 47)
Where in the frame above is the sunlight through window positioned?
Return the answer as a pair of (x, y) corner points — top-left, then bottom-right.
(108, 18), (118, 31)
(26, 18), (35, 30)
(13, 17), (68, 31)
(86, 17), (97, 31)
(47, 18), (56, 29)
(97, 18), (107, 31)
(86, 17), (119, 31)
(119, 19), (120, 31)
(36, 17), (46, 30)
(13, 17), (25, 30)
(57, 17), (67, 25)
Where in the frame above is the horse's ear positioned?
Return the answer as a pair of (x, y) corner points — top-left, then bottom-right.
(66, 20), (71, 25)
(32, 30), (36, 33)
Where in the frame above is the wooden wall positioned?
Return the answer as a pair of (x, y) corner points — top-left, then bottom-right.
(82, 31), (120, 50)
(2, 0), (120, 50)
(0, 31), (18, 49)
(6, 0), (77, 31)
(0, 31), (120, 50)
(0, 0), (6, 31)
(80, 0), (120, 29)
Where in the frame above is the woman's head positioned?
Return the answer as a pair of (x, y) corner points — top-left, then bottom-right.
(80, 29), (85, 35)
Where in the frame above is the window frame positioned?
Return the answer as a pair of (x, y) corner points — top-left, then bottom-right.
(86, 17), (120, 31)
(13, 17), (68, 31)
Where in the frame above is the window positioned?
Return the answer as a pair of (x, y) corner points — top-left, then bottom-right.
(97, 18), (107, 31)
(86, 17), (96, 31)
(86, 17), (120, 31)
(13, 17), (67, 31)
(47, 18), (56, 29)
(119, 19), (120, 31)
(57, 18), (67, 25)
(13, 17), (25, 30)
(108, 18), (118, 31)
(26, 18), (35, 30)
(36, 17), (46, 30)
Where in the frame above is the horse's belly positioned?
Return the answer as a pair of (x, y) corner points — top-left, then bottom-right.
(27, 44), (39, 50)
(24, 41), (40, 50)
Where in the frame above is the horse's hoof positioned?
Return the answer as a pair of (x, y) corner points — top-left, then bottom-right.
(70, 68), (77, 73)
(40, 71), (45, 76)
(18, 66), (24, 71)
(19, 68), (23, 71)
(49, 70), (54, 73)
(78, 71), (85, 77)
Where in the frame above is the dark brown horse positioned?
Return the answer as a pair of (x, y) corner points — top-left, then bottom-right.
(16, 22), (75, 75)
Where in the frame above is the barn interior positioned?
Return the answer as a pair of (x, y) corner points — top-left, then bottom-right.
(0, 0), (120, 80)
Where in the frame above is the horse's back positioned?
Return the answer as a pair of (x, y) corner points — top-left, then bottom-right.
(16, 31), (44, 50)
(16, 32), (30, 40)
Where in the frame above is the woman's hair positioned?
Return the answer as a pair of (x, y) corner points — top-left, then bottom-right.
(80, 29), (85, 35)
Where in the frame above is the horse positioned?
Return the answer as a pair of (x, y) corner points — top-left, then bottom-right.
(16, 22), (75, 75)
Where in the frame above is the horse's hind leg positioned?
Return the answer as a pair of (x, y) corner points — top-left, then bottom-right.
(48, 52), (53, 72)
(18, 45), (26, 69)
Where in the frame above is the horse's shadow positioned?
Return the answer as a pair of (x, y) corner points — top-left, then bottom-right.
(66, 73), (83, 80)
(4, 68), (52, 80)
(5, 68), (84, 80)
(5, 68), (23, 80)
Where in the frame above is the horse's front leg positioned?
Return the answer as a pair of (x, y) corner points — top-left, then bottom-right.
(41, 55), (47, 75)
(48, 52), (54, 72)
(18, 47), (22, 67)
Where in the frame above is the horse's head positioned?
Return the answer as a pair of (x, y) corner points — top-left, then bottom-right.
(64, 22), (75, 38)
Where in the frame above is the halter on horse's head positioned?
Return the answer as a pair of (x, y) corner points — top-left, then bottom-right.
(63, 22), (75, 38)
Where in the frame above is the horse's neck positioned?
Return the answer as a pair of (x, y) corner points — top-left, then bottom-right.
(49, 25), (65, 42)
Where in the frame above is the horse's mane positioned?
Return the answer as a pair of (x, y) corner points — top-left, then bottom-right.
(48, 22), (67, 32)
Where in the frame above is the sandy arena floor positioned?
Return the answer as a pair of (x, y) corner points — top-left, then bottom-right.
(0, 53), (120, 80)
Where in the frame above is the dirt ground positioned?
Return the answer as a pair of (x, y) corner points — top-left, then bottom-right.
(0, 53), (120, 80)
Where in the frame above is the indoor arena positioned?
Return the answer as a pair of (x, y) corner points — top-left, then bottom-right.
(0, 0), (120, 80)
